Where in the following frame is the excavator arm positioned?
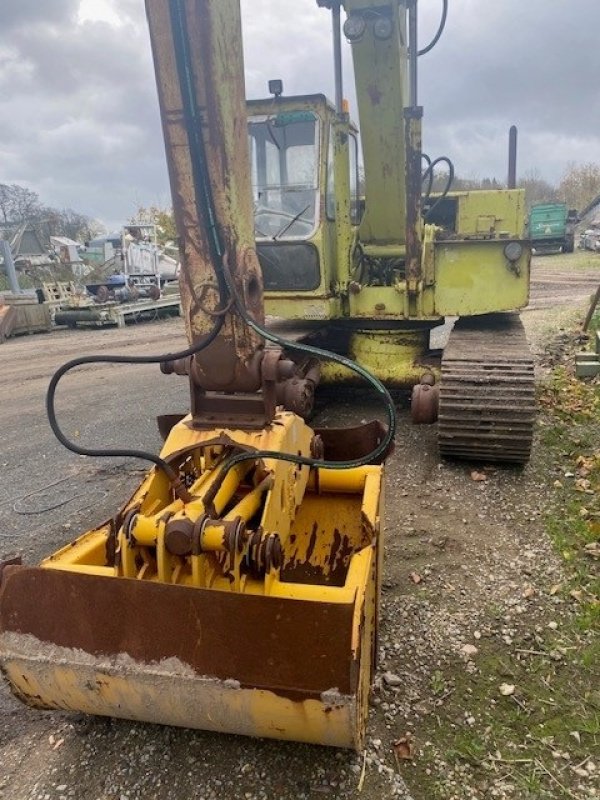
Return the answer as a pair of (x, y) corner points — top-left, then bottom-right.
(147, 0), (322, 421)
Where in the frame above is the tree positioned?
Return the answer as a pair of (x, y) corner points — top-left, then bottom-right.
(517, 169), (557, 211)
(37, 206), (104, 242)
(557, 162), (600, 213)
(131, 205), (177, 246)
(0, 183), (41, 225)
(0, 182), (102, 243)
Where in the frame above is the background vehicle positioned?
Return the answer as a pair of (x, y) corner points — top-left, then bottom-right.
(528, 202), (577, 253)
(580, 228), (600, 251)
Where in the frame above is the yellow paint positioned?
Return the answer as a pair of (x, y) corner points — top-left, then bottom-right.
(1, 649), (359, 748)
(11, 411), (384, 750)
(434, 241), (530, 315)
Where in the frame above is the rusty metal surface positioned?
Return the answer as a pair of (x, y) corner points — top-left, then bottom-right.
(0, 555), (22, 585)
(410, 381), (439, 425)
(0, 566), (356, 699)
(438, 313), (536, 463)
(315, 420), (390, 463)
(145, 0), (265, 393)
(282, 525), (356, 588)
(404, 107), (423, 288)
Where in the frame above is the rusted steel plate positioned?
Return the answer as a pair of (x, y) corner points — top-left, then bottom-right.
(0, 566), (355, 698)
(315, 420), (391, 463)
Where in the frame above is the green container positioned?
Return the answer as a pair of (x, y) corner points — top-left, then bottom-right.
(529, 203), (574, 251)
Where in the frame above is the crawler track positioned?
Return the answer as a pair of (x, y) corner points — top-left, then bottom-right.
(438, 313), (536, 464)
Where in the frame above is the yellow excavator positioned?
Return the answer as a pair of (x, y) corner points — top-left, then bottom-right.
(0, 0), (535, 751)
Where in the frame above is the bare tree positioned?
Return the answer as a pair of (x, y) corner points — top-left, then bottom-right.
(517, 169), (557, 211)
(557, 162), (600, 213)
(0, 183), (41, 225)
(35, 206), (104, 242)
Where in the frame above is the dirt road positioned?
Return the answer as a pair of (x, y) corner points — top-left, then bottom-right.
(1, 254), (599, 800)
(528, 258), (600, 310)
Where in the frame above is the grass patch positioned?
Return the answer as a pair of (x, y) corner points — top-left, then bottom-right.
(540, 367), (599, 627)
(536, 250), (600, 271)
(411, 635), (600, 799)
(405, 340), (599, 800)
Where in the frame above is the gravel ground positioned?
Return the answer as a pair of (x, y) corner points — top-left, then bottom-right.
(1, 255), (599, 800)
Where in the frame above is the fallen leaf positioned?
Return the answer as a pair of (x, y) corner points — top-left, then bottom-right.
(572, 767), (590, 778)
(393, 733), (414, 761)
(470, 470), (487, 482)
(549, 583), (563, 596)
(409, 571), (423, 585)
(499, 683), (515, 697)
(584, 542), (600, 559)
(522, 585), (536, 599)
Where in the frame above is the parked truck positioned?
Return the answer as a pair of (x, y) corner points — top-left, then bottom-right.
(529, 202), (577, 253)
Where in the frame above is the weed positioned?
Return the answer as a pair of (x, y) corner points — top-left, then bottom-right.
(429, 670), (446, 696)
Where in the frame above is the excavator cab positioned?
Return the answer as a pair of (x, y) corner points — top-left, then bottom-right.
(248, 94), (360, 312)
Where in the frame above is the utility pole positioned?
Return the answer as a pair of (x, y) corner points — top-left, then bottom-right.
(0, 239), (21, 294)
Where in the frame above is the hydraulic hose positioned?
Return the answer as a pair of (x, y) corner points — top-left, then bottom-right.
(418, 0), (448, 56)
(46, 319), (225, 500)
(423, 155), (455, 221)
(421, 153), (434, 200)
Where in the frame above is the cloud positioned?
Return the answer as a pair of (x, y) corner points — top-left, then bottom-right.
(2, 0), (78, 31)
(418, 0), (600, 179)
(0, 0), (598, 228)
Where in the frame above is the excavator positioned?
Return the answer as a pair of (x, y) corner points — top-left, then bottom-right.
(0, 0), (535, 751)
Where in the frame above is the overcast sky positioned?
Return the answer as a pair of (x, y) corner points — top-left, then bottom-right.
(1, 0), (599, 230)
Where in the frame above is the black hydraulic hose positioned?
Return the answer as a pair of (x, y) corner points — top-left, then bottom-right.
(215, 253), (396, 476)
(166, 0), (230, 321)
(421, 153), (434, 199)
(46, 292), (395, 491)
(46, 318), (225, 491)
(423, 155), (455, 221)
(418, 0), (448, 56)
(422, 155), (453, 196)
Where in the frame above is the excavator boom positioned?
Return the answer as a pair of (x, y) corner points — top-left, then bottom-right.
(148, 0), (265, 392)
